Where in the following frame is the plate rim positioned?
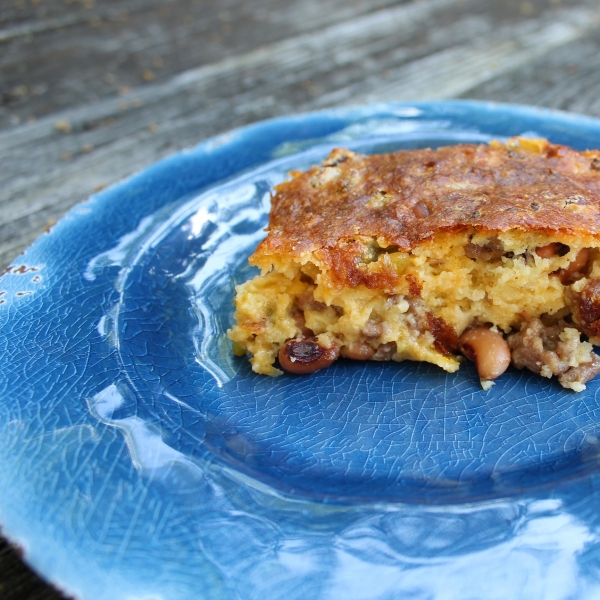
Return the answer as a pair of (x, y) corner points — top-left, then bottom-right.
(4, 99), (600, 599)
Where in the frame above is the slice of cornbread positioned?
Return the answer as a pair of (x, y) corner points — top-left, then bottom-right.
(228, 138), (600, 391)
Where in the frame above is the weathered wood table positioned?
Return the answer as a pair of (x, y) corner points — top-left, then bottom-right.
(2, 0), (600, 596)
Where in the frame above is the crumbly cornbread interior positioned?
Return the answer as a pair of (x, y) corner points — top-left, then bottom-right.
(229, 231), (600, 382)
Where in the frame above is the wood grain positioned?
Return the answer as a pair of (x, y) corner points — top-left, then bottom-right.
(3, 0), (600, 269)
(1, 0), (409, 126)
(3, 0), (600, 597)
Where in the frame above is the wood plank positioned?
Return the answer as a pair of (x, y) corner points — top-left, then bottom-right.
(0, 0), (598, 264)
(465, 33), (600, 115)
(0, 0), (410, 129)
(1, 0), (599, 268)
(314, 11), (600, 106)
(0, 0), (480, 260)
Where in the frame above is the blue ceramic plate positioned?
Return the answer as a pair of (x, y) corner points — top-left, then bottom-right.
(4, 101), (600, 599)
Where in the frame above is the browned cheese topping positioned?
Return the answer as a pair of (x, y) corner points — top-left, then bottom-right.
(252, 141), (600, 292)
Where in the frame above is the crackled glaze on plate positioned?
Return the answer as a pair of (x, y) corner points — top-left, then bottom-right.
(3, 102), (600, 599)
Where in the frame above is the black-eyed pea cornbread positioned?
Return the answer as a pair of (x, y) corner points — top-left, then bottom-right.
(228, 138), (600, 391)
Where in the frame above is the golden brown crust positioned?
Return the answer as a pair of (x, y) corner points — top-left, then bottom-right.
(426, 312), (459, 356)
(252, 139), (600, 281)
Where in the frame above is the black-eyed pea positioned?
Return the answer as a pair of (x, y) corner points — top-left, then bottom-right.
(536, 242), (562, 259)
(459, 327), (511, 380)
(278, 338), (339, 374)
(555, 248), (589, 284)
